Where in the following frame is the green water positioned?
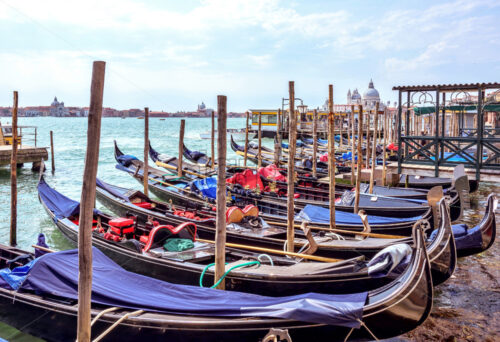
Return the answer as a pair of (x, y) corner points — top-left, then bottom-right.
(0, 117), (497, 341)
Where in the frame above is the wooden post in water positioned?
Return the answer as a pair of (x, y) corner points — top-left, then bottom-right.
(178, 119), (185, 177)
(34, 127), (37, 147)
(257, 111), (262, 169)
(77, 61), (105, 342)
(382, 108), (388, 186)
(328, 85), (336, 230)
(274, 109), (282, 166)
(143, 107), (149, 196)
(244, 111), (249, 167)
(365, 110), (371, 169)
(351, 105), (356, 185)
(211, 110), (215, 169)
(214, 95), (227, 290)
(50, 130), (55, 173)
(354, 104), (363, 214)
(369, 102), (379, 193)
(243, 112), (249, 167)
(287, 81), (296, 253)
(312, 109), (318, 178)
(10, 91), (18, 247)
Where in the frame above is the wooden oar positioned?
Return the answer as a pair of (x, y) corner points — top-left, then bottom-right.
(32, 244), (55, 253)
(265, 220), (406, 239)
(146, 175), (193, 194)
(197, 238), (342, 263)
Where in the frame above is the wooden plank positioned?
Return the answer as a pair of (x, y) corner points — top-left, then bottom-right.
(77, 61), (105, 342)
(214, 95), (227, 290)
(287, 81), (296, 253)
(10, 91), (18, 247)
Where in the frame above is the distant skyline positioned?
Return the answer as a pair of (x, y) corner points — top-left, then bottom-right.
(0, 0), (499, 111)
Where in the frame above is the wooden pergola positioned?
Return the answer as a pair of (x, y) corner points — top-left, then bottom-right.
(393, 82), (500, 180)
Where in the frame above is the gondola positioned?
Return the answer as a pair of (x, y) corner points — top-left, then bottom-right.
(0, 224), (432, 342)
(182, 141), (432, 200)
(114, 142), (432, 236)
(94, 178), (457, 285)
(148, 142), (215, 178)
(397, 174), (479, 192)
(116, 141), (455, 222)
(38, 176), (430, 295)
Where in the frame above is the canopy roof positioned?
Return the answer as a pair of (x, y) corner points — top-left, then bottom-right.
(413, 104), (500, 115)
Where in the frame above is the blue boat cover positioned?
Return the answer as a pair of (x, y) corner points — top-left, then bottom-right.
(192, 177), (217, 199)
(38, 178), (101, 222)
(117, 154), (138, 167)
(430, 224), (482, 251)
(185, 147), (206, 162)
(0, 248), (366, 327)
(296, 204), (422, 225)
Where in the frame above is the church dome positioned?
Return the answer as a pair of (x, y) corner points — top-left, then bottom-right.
(363, 79), (379, 99)
(51, 96), (59, 106)
(351, 89), (361, 100)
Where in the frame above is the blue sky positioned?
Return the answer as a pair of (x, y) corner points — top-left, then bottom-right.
(0, 0), (499, 111)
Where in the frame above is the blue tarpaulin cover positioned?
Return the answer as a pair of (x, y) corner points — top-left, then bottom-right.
(96, 178), (130, 201)
(0, 248), (367, 327)
(192, 177), (217, 199)
(38, 177), (101, 222)
(117, 154), (138, 167)
(296, 204), (422, 225)
(430, 224), (482, 251)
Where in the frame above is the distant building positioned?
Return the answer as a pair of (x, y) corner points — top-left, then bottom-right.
(50, 97), (68, 117)
(347, 79), (384, 110)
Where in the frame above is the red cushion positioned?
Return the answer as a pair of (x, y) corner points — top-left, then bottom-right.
(109, 218), (134, 227)
(134, 202), (153, 209)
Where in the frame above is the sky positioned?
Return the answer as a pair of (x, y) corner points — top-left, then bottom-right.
(0, 0), (499, 111)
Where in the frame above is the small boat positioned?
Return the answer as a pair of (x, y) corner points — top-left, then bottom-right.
(200, 128), (255, 141)
(0, 224), (433, 342)
(398, 174), (478, 192)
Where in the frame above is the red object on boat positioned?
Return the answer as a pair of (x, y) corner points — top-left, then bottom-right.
(387, 142), (398, 151)
(134, 202), (153, 209)
(226, 169), (264, 191)
(108, 217), (135, 236)
(257, 164), (287, 182)
(320, 153), (328, 162)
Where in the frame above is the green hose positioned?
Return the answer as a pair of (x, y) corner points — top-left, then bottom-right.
(199, 261), (261, 288)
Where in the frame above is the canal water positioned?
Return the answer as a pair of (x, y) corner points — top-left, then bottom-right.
(0, 117), (497, 341)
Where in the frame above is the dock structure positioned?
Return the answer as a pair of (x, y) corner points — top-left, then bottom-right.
(0, 145), (48, 170)
(393, 82), (500, 181)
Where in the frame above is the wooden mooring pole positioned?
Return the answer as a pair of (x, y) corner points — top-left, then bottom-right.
(50, 130), (55, 173)
(354, 104), (363, 214)
(143, 107), (149, 196)
(77, 60), (105, 342)
(382, 108), (388, 186)
(275, 109), (282, 166)
(178, 119), (185, 177)
(369, 102), (379, 193)
(211, 111), (215, 169)
(287, 81), (296, 253)
(350, 105), (356, 185)
(312, 109), (318, 178)
(243, 112), (249, 167)
(214, 95), (227, 290)
(257, 111), (262, 169)
(244, 111), (249, 167)
(328, 85), (336, 229)
(365, 110), (371, 169)
(10, 91), (18, 247)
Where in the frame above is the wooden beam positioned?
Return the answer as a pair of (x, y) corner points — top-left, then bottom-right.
(178, 119), (185, 178)
(354, 104), (363, 214)
(214, 95), (227, 290)
(257, 111), (262, 169)
(10, 91), (18, 247)
(382, 108), (388, 186)
(312, 109), (318, 178)
(143, 107), (149, 196)
(77, 60), (105, 342)
(328, 85), (336, 230)
(287, 81), (296, 253)
(351, 105), (356, 185)
(275, 109), (282, 166)
(365, 110), (371, 169)
(369, 102), (379, 193)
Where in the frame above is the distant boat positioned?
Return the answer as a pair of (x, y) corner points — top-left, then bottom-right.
(138, 116), (144, 119)
(200, 128), (255, 141)
(160, 118), (166, 121)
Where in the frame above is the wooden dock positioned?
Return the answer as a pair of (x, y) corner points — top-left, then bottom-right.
(0, 145), (48, 170)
